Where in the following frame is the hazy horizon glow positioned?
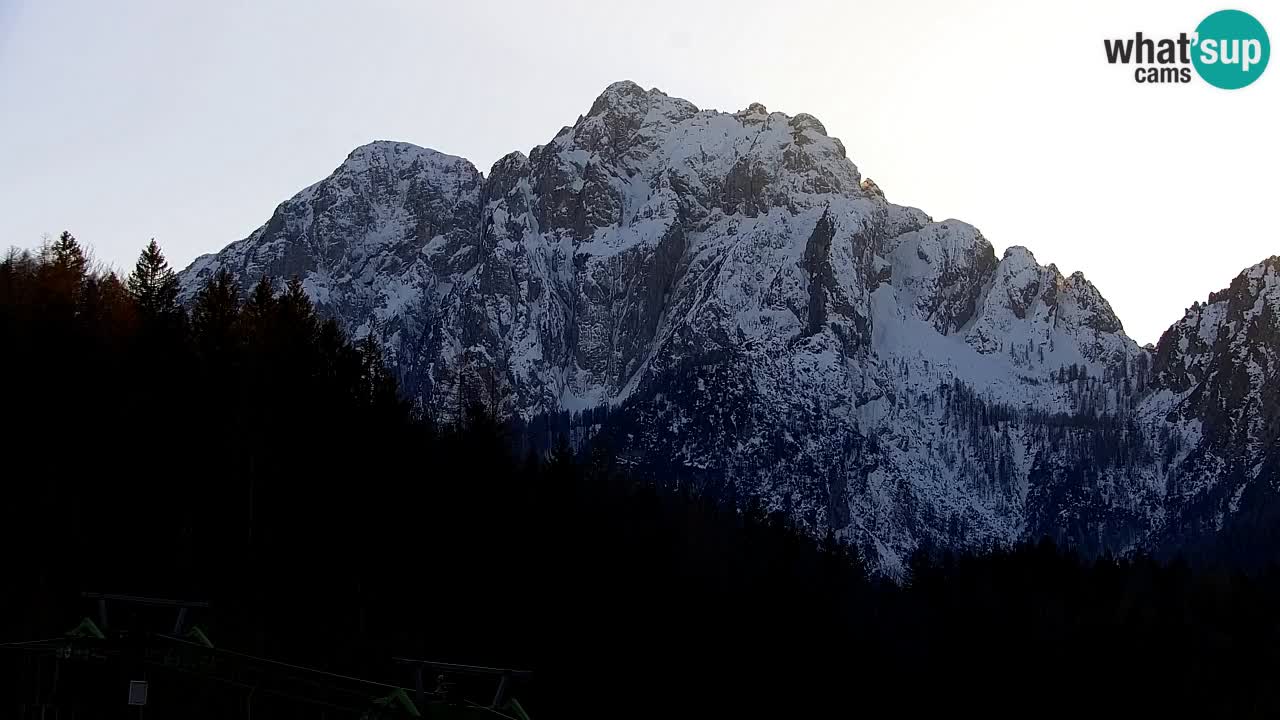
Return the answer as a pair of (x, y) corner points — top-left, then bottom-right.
(2, 0), (1276, 344)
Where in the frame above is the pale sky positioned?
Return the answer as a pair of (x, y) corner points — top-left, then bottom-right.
(1, 0), (1276, 344)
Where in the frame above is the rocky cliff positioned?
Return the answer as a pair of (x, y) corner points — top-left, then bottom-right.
(180, 82), (1279, 571)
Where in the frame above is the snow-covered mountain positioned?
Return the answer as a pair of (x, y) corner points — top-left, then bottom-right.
(180, 81), (1279, 571)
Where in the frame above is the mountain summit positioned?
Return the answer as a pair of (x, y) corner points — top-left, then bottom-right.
(180, 83), (1280, 571)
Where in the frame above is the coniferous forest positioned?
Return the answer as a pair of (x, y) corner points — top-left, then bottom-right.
(3, 233), (1280, 718)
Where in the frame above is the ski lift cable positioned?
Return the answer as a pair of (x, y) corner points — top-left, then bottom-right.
(2, 629), (524, 709)
(150, 656), (363, 714)
(465, 699), (522, 720)
(393, 657), (531, 676)
(155, 633), (412, 691)
(0, 637), (67, 647)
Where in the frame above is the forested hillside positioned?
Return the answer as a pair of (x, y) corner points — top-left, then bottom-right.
(3, 233), (1279, 718)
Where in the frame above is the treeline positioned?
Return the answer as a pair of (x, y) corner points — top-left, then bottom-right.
(3, 234), (1280, 717)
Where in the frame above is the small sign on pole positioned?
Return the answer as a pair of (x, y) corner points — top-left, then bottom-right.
(128, 680), (149, 706)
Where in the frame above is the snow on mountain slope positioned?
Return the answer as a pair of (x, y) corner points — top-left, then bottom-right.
(179, 82), (1278, 571)
(1139, 257), (1280, 556)
(182, 141), (484, 398)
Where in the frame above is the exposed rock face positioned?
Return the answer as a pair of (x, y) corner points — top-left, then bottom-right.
(180, 83), (1278, 572)
(888, 221), (997, 335)
(1144, 257), (1280, 561)
(181, 141), (485, 401)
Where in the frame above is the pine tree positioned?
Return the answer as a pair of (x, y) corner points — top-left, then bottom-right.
(316, 317), (353, 392)
(279, 276), (316, 326)
(38, 230), (88, 313)
(248, 275), (274, 311)
(192, 269), (241, 362)
(47, 230), (87, 278)
(241, 275), (276, 342)
(127, 239), (182, 325)
(357, 333), (399, 409)
(80, 271), (136, 346)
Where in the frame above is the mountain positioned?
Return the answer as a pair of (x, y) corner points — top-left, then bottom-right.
(179, 81), (1279, 572)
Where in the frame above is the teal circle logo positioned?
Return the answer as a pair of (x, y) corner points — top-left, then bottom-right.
(1193, 9), (1270, 89)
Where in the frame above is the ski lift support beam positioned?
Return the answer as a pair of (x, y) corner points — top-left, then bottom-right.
(393, 657), (531, 708)
(82, 593), (210, 635)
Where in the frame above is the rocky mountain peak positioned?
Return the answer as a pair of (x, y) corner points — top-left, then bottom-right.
(1060, 270), (1124, 335)
(1153, 255), (1280, 399)
(178, 82), (1278, 573)
(587, 80), (658, 117)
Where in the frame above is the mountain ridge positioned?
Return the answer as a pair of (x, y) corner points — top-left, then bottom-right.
(179, 81), (1279, 571)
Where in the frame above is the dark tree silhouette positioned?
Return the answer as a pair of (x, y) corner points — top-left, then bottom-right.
(1, 232), (1279, 719)
(127, 238), (182, 326)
